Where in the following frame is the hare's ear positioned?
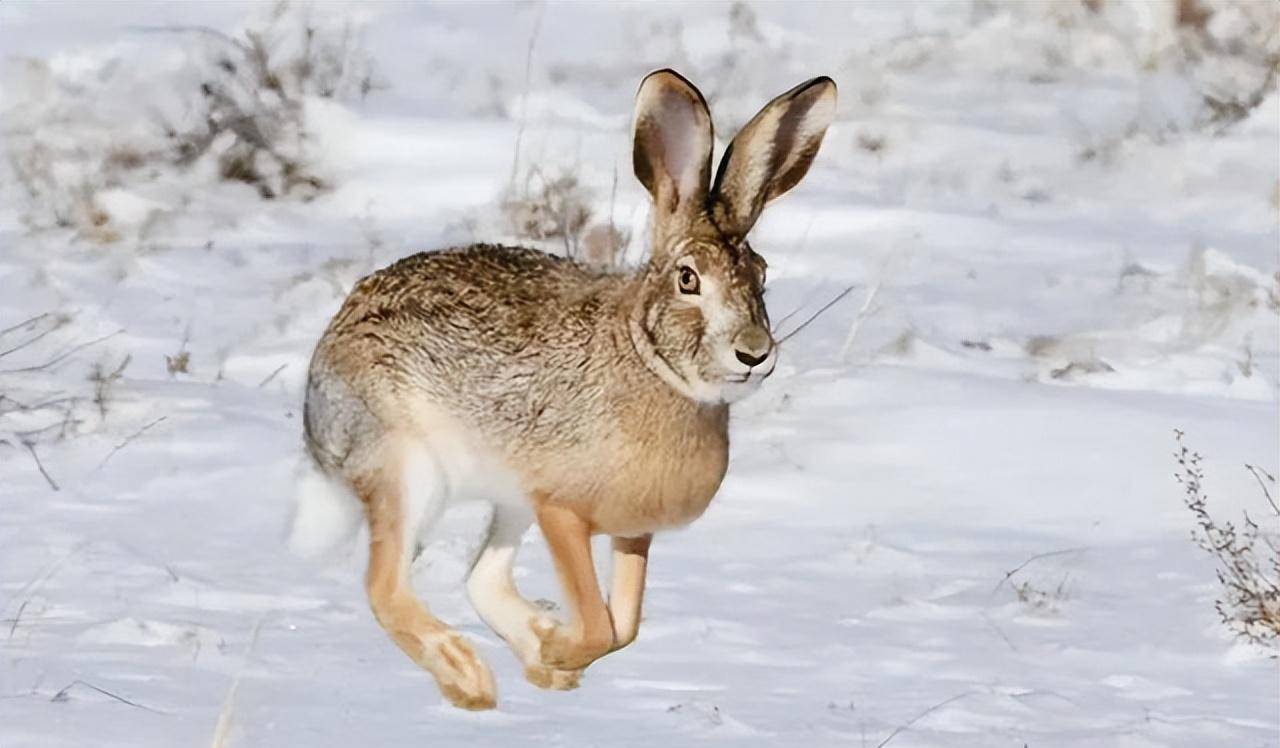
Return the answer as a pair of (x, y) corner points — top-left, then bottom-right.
(710, 77), (837, 240)
(633, 69), (714, 235)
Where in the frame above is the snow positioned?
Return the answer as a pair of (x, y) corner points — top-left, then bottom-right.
(1, 2), (1277, 747)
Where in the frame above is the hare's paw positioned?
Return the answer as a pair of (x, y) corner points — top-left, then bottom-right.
(529, 616), (610, 671)
(523, 664), (584, 691)
(425, 631), (497, 710)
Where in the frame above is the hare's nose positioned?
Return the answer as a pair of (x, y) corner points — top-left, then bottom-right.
(733, 326), (773, 368)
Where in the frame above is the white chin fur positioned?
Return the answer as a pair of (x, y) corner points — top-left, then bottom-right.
(711, 376), (765, 404)
(678, 367), (769, 404)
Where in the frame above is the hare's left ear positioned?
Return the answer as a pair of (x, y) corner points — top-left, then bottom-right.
(633, 69), (714, 240)
(710, 77), (837, 240)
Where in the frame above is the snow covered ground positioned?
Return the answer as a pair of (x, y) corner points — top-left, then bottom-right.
(1, 2), (1277, 746)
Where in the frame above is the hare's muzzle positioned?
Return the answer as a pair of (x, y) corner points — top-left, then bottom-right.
(732, 325), (774, 369)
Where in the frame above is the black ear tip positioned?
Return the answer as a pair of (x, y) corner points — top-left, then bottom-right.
(642, 68), (695, 89)
(799, 76), (837, 95)
(638, 69), (709, 110)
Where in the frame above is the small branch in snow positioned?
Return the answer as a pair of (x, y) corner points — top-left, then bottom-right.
(1244, 464), (1279, 517)
(874, 691), (975, 748)
(992, 547), (1085, 595)
(2, 540), (88, 619)
(257, 364), (288, 388)
(507, 0), (546, 188)
(0, 315), (72, 359)
(52, 679), (166, 714)
(211, 617), (266, 748)
(0, 312), (54, 338)
(839, 280), (883, 362)
(7, 600), (29, 641)
(95, 417), (168, 471)
(979, 611), (1017, 652)
(21, 441), (59, 491)
(0, 394), (78, 417)
(125, 23), (242, 49)
(0, 330), (122, 374)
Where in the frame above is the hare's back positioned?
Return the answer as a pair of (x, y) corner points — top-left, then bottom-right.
(317, 243), (619, 421)
(359, 244), (612, 345)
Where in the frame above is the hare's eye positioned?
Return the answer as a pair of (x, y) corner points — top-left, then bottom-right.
(677, 266), (700, 295)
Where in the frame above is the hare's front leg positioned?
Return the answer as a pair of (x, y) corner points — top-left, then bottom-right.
(531, 502), (616, 670)
(607, 534), (651, 652)
(466, 504), (583, 690)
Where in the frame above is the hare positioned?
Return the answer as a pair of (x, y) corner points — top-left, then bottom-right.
(294, 69), (836, 710)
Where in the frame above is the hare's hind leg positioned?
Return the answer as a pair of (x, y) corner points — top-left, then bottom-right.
(466, 504), (583, 690)
(359, 439), (496, 710)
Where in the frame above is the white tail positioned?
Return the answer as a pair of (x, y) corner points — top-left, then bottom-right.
(287, 459), (363, 558)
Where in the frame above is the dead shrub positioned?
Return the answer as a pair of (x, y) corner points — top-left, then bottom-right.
(1013, 576), (1072, 614)
(2, 1), (380, 240)
(502, 170), (592, 249)
(500, 168), (629, 268)
(162, 3), (379, 200)
(1168, 0), (1280, 131)
(1175, 429), (1280, 650)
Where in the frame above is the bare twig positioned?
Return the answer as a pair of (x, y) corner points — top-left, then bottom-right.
(257, 363), (288, 388)
(91, 354), (132, 418)
(607, 163), (619, 238)
(52, 679), (166, 714)
(95, 417), (168, 471)
(776, 285), (856, 345)
(0, 316), (71, 359)
(875, 691), (974, 748)
(211, 617), (265, 748)
(1245, 464), (1279, 517)
(0, 312), (53, 338)
(124, 23), (242, 49)
(8, 600), (29, 640)
(0, 394), (77, 417)
(992, 547), (1085, 594)
(979, 611), (1017, 652)
(0, 331), (121, 374)
(839, 279), (883, 362)
(21, 441), (59, 491)
(2, 540), (89, 620)
(507, 0), (546, 188)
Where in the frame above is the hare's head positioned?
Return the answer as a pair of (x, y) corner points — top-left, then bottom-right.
(629, 69), (836, 404)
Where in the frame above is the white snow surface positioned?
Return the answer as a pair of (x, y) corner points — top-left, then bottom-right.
(1, 2), (1277, 747)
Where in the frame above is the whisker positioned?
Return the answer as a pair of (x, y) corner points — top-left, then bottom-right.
(771, 301), (809, 332)
(775, 285), (856, 345)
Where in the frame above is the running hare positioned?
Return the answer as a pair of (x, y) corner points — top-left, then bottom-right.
(295, 69), (836, 710)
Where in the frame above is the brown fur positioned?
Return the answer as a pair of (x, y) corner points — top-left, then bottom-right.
(301, 69), (836, 708)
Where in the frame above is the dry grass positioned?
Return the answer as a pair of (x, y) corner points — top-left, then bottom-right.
(1175, 429), (1280, 650)
(160, 2), (380, 201)
(4, 1), (380, 242)
(500, 167), (629, 269)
